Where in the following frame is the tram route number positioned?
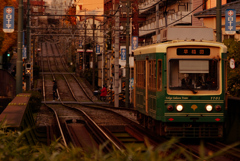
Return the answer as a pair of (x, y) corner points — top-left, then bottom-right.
(211, 97), (220, 100)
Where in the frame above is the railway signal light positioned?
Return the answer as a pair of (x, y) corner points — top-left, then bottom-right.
(26, 69), (31, 74)
(25, 63), (31, 75)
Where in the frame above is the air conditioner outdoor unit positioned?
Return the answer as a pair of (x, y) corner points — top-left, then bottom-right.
(160, 26), (215, 42)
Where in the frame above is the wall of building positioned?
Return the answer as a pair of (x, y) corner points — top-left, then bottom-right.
(201, 16), (240, 40)
(192, 0), (204, 26)
(206, 0), (227, 9)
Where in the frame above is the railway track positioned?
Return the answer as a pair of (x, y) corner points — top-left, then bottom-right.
(39, 42), (161, 153)
(38, 41), (240, 160)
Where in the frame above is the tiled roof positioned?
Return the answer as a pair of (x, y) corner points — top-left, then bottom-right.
(194, 0), (240, 18)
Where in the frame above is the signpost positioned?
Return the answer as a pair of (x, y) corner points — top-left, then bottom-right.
(3, 6), (15, 33)
(225, 9), (236, 35)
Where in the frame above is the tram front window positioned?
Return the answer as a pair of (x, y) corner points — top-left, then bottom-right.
(169, 59), (218, 90)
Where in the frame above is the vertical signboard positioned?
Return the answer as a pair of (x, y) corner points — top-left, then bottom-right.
(132, 36), (138, 50)
(3, 6), (15, 33)
(22, 46), (27, 59)
(22, 32), (26, 59)
(130, 78), (134, 90)
(225, 9), (236, 34)
(120, 46), (126, 60)
(79, 40), (82, 48)
(96, 44), (100, 54)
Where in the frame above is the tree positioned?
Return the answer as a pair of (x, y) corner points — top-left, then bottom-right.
(66, 6), (76, 26)
(223, 38), (240, 97)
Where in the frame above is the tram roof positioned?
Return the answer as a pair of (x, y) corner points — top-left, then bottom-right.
(134, 40), (227, 55)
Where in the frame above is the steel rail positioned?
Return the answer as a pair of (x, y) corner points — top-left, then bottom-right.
(50, 43), (78, 102)
(55, 43), (93, 102)
(41, 42), (67, 147)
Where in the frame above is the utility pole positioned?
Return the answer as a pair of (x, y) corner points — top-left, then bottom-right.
(26, 0), (31, 91)
(83, 11), (87, 72)
(16, 0), (23, 94)
(93, 16), (96, 90)
(216, 0), (222, 42)
(102, 19), (106, 88)
(125, 0), (130, 108)
(114, 5), (120, 107)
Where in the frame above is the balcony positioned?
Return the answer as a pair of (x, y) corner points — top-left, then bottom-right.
(139, 0), (158, 14)
(139, 11), (191, 37)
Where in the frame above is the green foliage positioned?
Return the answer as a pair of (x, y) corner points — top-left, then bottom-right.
(223, 39), (240, 97)
(0, 123), (239, 161)
(0, 122), (31, 160)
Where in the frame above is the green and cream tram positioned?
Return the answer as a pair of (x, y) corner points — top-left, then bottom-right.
(134, 40), (227, 138)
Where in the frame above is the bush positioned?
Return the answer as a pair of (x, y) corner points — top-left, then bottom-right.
(223, 39), (240, 97)
(0, 121), (239, 161)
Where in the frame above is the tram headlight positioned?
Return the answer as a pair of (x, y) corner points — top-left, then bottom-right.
(167, 105), (174, 111)
(215, 105), (222, 111)
(205, 104), (213, 112)
(176, 104), (183, 112)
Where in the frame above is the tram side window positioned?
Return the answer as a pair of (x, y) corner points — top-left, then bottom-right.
(136, 61), (145, 88)
(149, 60), (156, 90)
(157, 60), (162, 90)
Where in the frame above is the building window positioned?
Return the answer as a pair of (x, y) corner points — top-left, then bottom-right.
(224, 35), (234, 40)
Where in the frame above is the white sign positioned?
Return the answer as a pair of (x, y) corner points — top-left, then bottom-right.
(230, 58), (235, 69)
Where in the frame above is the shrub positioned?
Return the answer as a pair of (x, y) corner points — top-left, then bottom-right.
(0, 123), (238, 161)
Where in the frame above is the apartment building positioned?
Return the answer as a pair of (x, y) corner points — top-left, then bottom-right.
(138, 0), (238, 45)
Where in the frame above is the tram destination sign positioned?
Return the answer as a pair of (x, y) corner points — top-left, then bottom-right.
(177, 48), (210, 55)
